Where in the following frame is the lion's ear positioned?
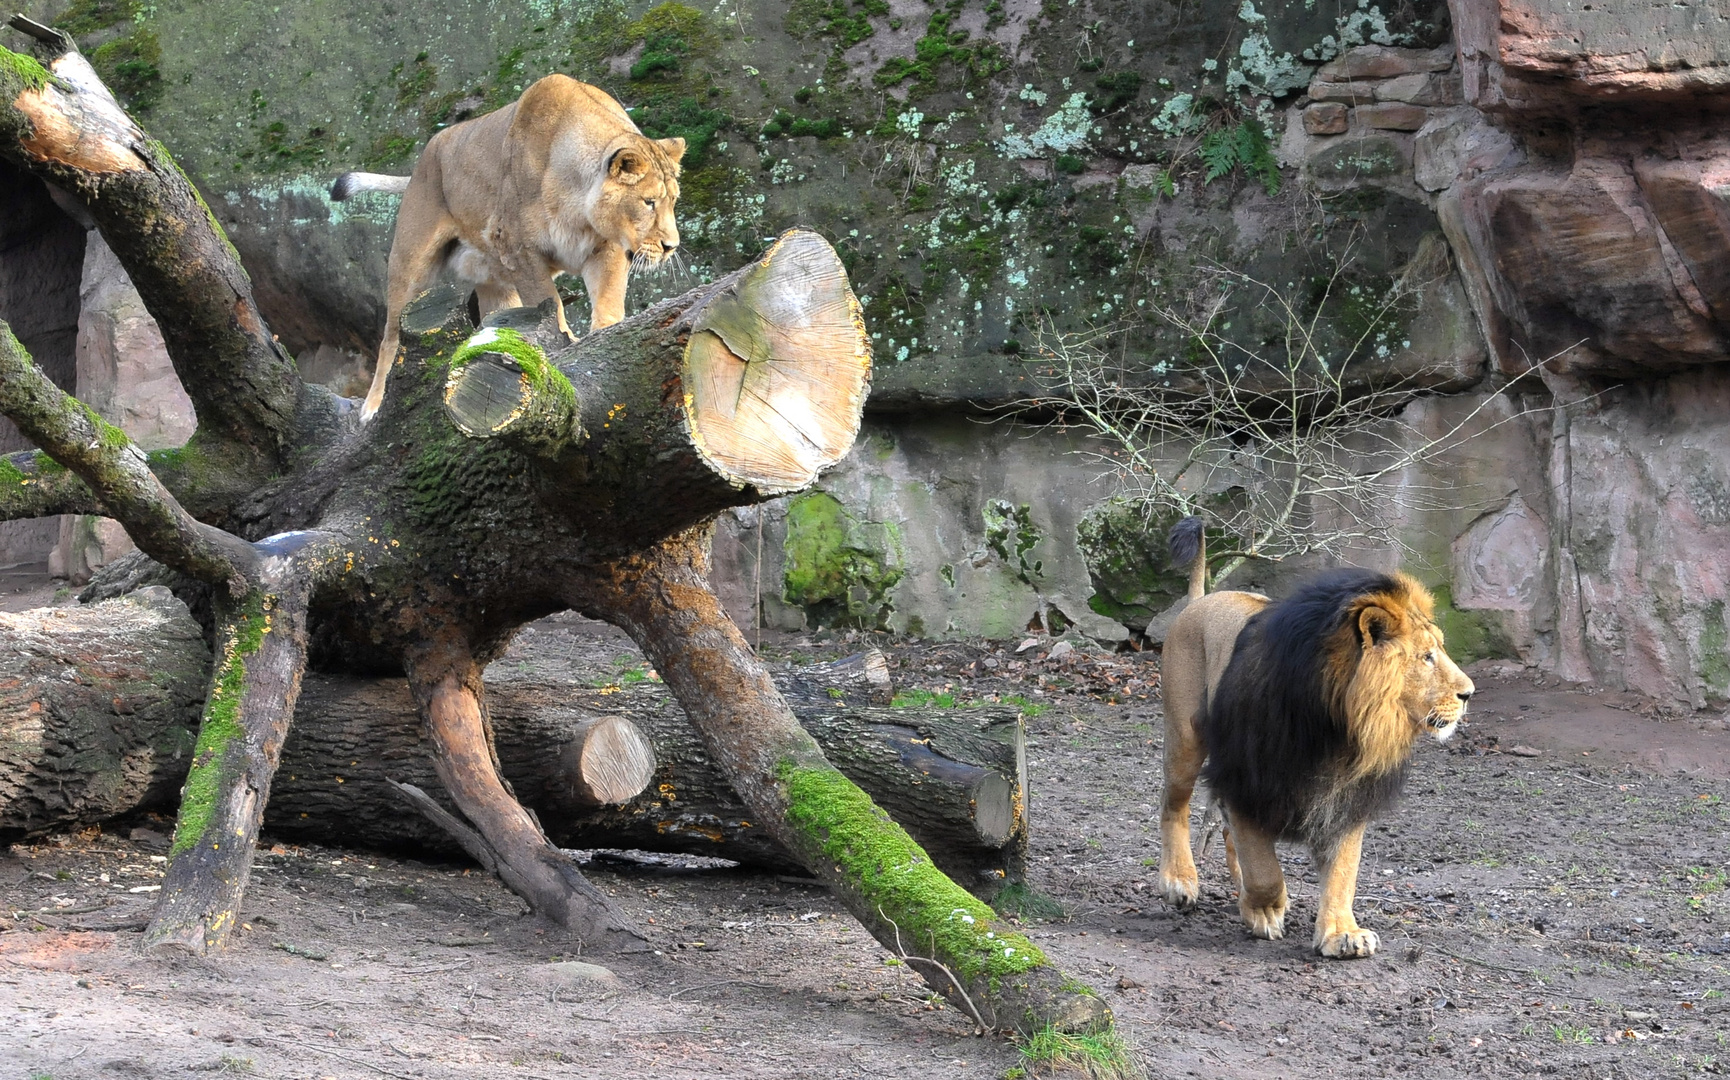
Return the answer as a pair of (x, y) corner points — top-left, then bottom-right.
(608, 147), (649, 183)
(657, 136), (687, 165)
(1357, 604), (1403, 649)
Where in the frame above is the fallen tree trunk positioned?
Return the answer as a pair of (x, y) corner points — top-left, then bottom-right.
(283, 670), (1027, 888)
(0, 587), (208, 833)
(0, 599), (1028, 888)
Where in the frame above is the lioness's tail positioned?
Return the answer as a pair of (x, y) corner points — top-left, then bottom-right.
(329, 171), (412, 201)
(1169, 515), (1206, 599)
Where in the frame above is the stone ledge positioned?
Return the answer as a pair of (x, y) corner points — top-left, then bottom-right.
(1316, 44), (1455, 82)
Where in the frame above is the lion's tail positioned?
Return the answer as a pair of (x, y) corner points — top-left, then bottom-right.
(1169, 515), (1206, 599)
(329, 171), (412, 201)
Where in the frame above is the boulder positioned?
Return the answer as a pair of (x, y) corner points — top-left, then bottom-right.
(1356, 103), (1429, 131)
(51, 234), (195, 583)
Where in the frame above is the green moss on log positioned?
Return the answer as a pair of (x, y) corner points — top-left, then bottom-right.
(0, 45), (53, 93)
(170, 591), (271, 856)
(781, 764), (1045, 989)
(31, 450), (67, 476)
(451, 327), (565, 391)
(448, 325), (577, 430)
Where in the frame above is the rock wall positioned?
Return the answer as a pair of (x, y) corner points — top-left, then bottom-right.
(0, 166), (83, 581)
(7, 0), (1729, 705)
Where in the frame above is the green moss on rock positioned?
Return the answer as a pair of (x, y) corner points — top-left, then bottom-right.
(782, 490), (902, 628)
(91, 28), (162, 111)
(1076, 498), (1191, 632)
(1430, 584), (1515, 666)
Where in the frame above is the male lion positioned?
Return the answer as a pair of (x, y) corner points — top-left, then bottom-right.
(331, 74), (685, 420)
(1157, 522), (1473, 959)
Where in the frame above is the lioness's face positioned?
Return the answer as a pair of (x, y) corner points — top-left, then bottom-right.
(599, 137), (684, 265)
(1399, 623), (1474, 741)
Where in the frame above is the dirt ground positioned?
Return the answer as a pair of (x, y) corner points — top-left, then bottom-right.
(4, 614), (1729, 1079)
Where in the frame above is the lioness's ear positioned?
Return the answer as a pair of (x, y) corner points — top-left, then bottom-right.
(657, 136), (686, 165)
(608, 147), (649, 182)
(1357, 604), (1401, 649)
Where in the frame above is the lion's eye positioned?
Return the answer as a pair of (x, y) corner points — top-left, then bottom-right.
(1423, 651), (1435, 664)
(644, 199), (657, 209)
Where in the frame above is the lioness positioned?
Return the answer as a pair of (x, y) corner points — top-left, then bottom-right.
(331, 74), (684, 420)
(1158, 530), (1473, 959)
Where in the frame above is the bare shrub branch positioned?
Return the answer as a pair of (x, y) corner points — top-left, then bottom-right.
(1018, 256), (1565, 589)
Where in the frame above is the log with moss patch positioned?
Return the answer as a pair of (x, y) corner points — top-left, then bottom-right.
(0, 27), (1109, 1035)
(0, 604), (1027, 891)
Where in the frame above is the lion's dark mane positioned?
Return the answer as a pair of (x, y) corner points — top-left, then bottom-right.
(1200, 568), (1411, 849)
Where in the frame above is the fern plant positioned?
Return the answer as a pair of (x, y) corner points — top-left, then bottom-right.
(1197, 118), (1281, 196)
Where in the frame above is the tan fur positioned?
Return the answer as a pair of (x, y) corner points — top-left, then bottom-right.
(1156, 590), (1270, 909)
(358, 74), (684, 420)
(1157, 575), (1473, 958)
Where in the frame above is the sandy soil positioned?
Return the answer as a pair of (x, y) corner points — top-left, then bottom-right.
(3, 619), (1729, 1079)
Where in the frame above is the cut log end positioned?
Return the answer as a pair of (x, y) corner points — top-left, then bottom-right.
(443, 328), (581, 457)
(560, 715), (657, 806)
(683, 229), (872, 495)
(445, 352), (534, 437)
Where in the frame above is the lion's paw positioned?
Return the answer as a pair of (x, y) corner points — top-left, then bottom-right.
(1241, 903), (1288, 940)
(1159, 869), (1200, 910)
(1316, 927), (1379, 959)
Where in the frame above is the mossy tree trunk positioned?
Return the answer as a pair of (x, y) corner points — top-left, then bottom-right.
(0, 28), (1108, 1034)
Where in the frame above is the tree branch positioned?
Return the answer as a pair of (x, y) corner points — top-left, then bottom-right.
(146, 540), (328, 952)
(0, 449), (103, 519)
(0, 318), (255, 591)
(582, 529), (1109, 1034)
(0, 34), (328, 489)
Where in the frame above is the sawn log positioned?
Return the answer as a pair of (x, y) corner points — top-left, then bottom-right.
(0, 598), (1028, 889)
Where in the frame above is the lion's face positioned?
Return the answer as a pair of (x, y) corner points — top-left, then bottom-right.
(1335, 575), (1475, 778)
(596, 136), (684, 266)
(1394, 621), (1474, 743)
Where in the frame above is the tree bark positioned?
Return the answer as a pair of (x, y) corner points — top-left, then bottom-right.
(579, 534), (1104, 1034)
(0, 588), (207, 834)
(143, 536), (330, 952)
(279, 669), (1026, 888)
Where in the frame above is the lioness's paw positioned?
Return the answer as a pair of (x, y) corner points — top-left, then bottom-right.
(1316, 928), (1379, 959)
(1159, 869), (1200, 910)
(1241, 903), (1288, 940)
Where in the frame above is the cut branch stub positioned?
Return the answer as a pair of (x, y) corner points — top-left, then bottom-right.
(443, 327), (582, 460)
(683, 229), (873, 495)
(559, 715), (657, 807)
